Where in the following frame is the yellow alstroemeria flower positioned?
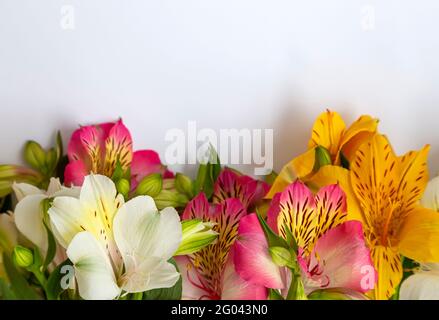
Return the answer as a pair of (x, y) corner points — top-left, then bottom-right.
(267, 110), (378, 198)
(307, 134), (439, 299)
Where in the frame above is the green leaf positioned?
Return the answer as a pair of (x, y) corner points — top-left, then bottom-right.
(268, 288), (284, 300)
(193, 145), (221, 199)
(46, 259), (73, 300)
(142, 258), (182, 300)
(2, 252), (41, 300)
(0, 278), (17, 300)
(256, 213), (288, 249)
(43, 222), (57, 270)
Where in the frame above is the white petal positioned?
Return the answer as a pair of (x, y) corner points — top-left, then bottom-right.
(48, 196), (85, 248)
(14, 194), (48, 253)
(421, 176), (439, 211)
(113, 196), (182, 262)
(400, 272), (439, 300)
(0, 212), (18, 249)
(46, 178), (63, 195)
(80, 175), (123, 226)
(12, 183), (43, 202)
(121, 256), (179, 293)
(67, 231), (120, 300)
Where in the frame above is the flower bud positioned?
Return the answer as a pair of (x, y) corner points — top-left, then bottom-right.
(12, 245), (34, 268)
(116, 178), (130, 199)
(0, 165), (42, 197)
(269, 246), (295, 269)
(307, 288), (369, 300)
(174, 219), (218, 256)
(135, 174), (162, 197)
(313, 146), (332, 172)
(175, 173), (194, 198)
(24, 141), (47, 171)
(154, 190), (189, 210)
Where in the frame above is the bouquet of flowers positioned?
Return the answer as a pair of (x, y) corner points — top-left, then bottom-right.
(1, 112), (438, 300)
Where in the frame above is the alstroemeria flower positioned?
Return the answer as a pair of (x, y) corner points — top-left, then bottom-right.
(307, 134), (439, 299)
(65, 120), (171, 187)
(212, 168), (269, 210)
(0, 212), (19, 279)
(234, 181), (376, 296)
(13, 178), (80, 257)
(48, 174), (182, 300)
(267, 110), (378, 198)
(175, 193), (267, 300)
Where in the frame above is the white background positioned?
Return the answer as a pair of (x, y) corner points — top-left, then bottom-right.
(1, 1), (439, 177)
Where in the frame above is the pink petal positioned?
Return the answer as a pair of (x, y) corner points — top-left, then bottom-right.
(64, 160), (88, 187)
(212, 169), (268, 209)
(221, 248), (268, 300)
(175, 256), (210, 300)
(104, 120), (133, 175)
(234, 214), (284, 289)
(182, 193), (210, 221)
(131, 150), (166, 183)
(300, 221), (376, 293)
(314, 184), (347, 237)
(267, 193), (281, 234)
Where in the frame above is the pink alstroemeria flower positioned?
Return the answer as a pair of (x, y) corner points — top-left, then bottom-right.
(64, 120), (172, 187)
(175, 193), (267, 300)
(234, 181), (377, 296)
(175, 169), (270, 300)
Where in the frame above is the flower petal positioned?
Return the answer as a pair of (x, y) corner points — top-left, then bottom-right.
(266, 193), (281, 233)
(399, 206), (439, 262)
(67, 231), (120, 300)
(421, 176), (439, 211)
(278, 181), (317, 252)
(234, 214), (284, 289)
(64, 160), (88, 187)
(212, 169), (266, 209)
(113, 196), (182, 262)
(131, 150), (166, 184)
(221, 249), (268, 300)
(175, 255), (210, 300)
(14, 194), (49, 253)
(302, 221), (376, 293)
(182, 193), (210, 221)
(370, 245), (403, 300)
(103, 120), (133, 177)
(12, 183), (43, 202)
(400, 271), (439, 300)
(397, 145), (430, 212)
(308, 110), (346, 158)
(314, 184), (347, 238)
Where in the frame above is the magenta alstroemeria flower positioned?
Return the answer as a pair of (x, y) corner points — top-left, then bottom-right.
(212, 168), (269, 209)
(64, 120), (171, 186)
(234, 181), (377, 295)
(175, 193), (267, 300)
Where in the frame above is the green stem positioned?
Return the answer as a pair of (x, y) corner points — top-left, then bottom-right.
(132, 292), (143, 300)
(30, 266), (47, 292)
(286, 271), (307, 300)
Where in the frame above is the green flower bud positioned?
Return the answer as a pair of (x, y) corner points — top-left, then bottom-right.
(174, 219), (218, 256)
(269, 246), (295, 269)
(116, 178), (130, 199)
(175, 173), (194, 198)
(0, 165), (42, 197)
(308, 288), (369, 300)
(12, 245), (34, 268)
(154, 189), (189, 210)
(313, 146), (332, 172)
(162, 178), (176, 191)
(135, 174), (162, 197)
(24, 141), (47, 171)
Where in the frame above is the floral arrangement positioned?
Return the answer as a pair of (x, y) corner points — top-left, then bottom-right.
(1, 112), (439, 300)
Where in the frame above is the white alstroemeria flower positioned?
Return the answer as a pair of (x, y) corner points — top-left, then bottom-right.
(400, 176), (439, 300)
(48, 174), (182, 300)
(13, 178), (80, 255)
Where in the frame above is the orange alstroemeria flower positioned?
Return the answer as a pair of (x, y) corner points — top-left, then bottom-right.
(306, 134), (439, 299)
(267, 110), (378, 198)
